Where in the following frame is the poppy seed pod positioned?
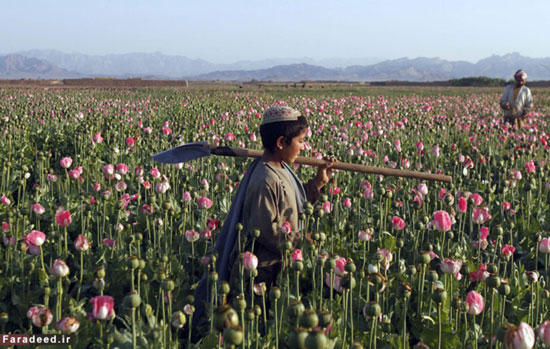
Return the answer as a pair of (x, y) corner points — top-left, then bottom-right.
(270, 287), (281, 300)
(364, 301), (381, 317)
(305, 329), (328, 349)
(233, 295), (247, 312)
(318, 310), (333, 328)
(223, 325), (244, 346)
(289, 301), (306, 320)
(299, 310), (319, 329)
(212, 304), (239, 332)
(124, 292), (141, 308)
(487, 275), (501, 289)
(431, 288), (447, 304)
(287, 328), (309, 349)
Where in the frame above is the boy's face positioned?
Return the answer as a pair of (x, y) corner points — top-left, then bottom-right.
(279, 128), (307, 164)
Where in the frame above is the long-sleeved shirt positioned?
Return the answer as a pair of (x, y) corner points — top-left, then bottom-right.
(241, 160), (320, 267)
(500, 84), (533, 118)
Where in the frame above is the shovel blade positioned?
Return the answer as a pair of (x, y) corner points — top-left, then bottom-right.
(152, 142), (211, 164)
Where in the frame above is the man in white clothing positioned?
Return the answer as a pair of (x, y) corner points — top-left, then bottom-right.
(500, 69), (533, 128)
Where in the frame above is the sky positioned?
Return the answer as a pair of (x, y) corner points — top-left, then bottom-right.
(1, 0), (549, 64)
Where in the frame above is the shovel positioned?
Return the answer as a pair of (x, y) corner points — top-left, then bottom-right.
(152, 142), (452, 183)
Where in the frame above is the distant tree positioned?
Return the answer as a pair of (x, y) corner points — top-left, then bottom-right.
(449, 76), (507, 87)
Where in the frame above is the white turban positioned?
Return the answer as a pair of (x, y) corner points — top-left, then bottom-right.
(514, 69), (527, 80)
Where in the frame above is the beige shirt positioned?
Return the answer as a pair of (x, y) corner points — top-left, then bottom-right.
(241, 160), (320, 267)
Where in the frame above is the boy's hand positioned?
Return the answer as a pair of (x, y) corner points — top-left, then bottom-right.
(314, 157), (337, 190)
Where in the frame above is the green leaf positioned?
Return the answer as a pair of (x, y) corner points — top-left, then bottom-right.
(420, 323), (460, 348)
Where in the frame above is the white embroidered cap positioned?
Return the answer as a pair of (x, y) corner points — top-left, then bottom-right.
(261, 106), (301, 125)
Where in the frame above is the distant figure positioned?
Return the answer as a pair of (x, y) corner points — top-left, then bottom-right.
(500, 69), (533, 128)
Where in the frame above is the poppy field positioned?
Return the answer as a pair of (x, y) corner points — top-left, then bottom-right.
(1, 86), (550, 348)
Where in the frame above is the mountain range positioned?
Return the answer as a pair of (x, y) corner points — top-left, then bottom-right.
(1, 50), (549, 82)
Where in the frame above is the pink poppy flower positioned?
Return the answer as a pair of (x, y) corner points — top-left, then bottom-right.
(103, 238), (116, 248)
(470, 264), (489, 282)
(470, 193), (483, 206)
(505, 322), (535, 348)
(465, 290), (485, 315)
(329, 187), (341, 195)
(3, 236), (15, 246)
(92, 132), (103, 144)
(125, 137), (135, 146)
(32, 203), (46, 215)
(525, 160), (536, 174)
(102, 164), (114, 176)
(1, 221), (9, 232)
(74, 234), (91, 252)
(358, 230), (373, 242)
(394, 139), (402, 152)
(539, 238), (550, 253)
(30, 306), (53, 327)
(292, 249), (303, 262)
(140, 204), (153, 215)
(150, 168), (161, 179)
(0, 194), (10, 206)
(116, 163), (129, 175)
(363, 188), (374, 200)
(343, 197), (352, 208)
(440, 258), (462, 275)
(24, 230), (46, 247)
(417, 183), (428, 196)
(207, 219), (220, 230)
(182, 191), (192, 202)
(197, 196), (213, 209)
(59, 157), (73, 169)
(322, 201), (333, 213)
(185, 230), (200, 243)
(56, 317), (80, 334)
(333, 257), (347, 275)
(457, 197), (468, 213)
(280, 221), (292, 234)
(90, 296), (115, 320)
(115, 181), (127, 192)
(377, 249), (393, 270)
(472, 207), (491, 224)
(50, 259), (70, 278)
(155, 182), (170, 194)
(501, 244), (515, 256)
(538, 320), (550, 346)
(201, 229), (212, 240)
(55, 208), (71, 227)
(432, 210), (452, 232)
(243, 252), (258, 271)
(479, 227), (489, 240)
(391, 216), (406, 231)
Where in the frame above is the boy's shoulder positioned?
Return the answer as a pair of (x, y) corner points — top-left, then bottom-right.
(248, 161), (287, 188)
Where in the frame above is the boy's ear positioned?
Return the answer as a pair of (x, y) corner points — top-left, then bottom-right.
(275, 136), (285, 150)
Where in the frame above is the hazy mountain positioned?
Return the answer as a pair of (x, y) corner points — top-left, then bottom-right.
(3, 50), (550, 81)
(14, 50), (384, 78)
(0, 54), (79, 79)
(194, 63), (343, 81)
(474, 53), (550, 79)
(344, 57), (476, 81)
(16, 50), (216, 77)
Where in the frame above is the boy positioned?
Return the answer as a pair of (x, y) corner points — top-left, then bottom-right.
(228, 106), (334, 291)
(193, 106), (334, 327)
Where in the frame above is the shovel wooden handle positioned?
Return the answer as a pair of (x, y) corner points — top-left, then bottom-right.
(207, 144), (452, 183)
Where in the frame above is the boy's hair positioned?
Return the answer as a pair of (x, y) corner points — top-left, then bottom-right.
(260, 116), (308, 152)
